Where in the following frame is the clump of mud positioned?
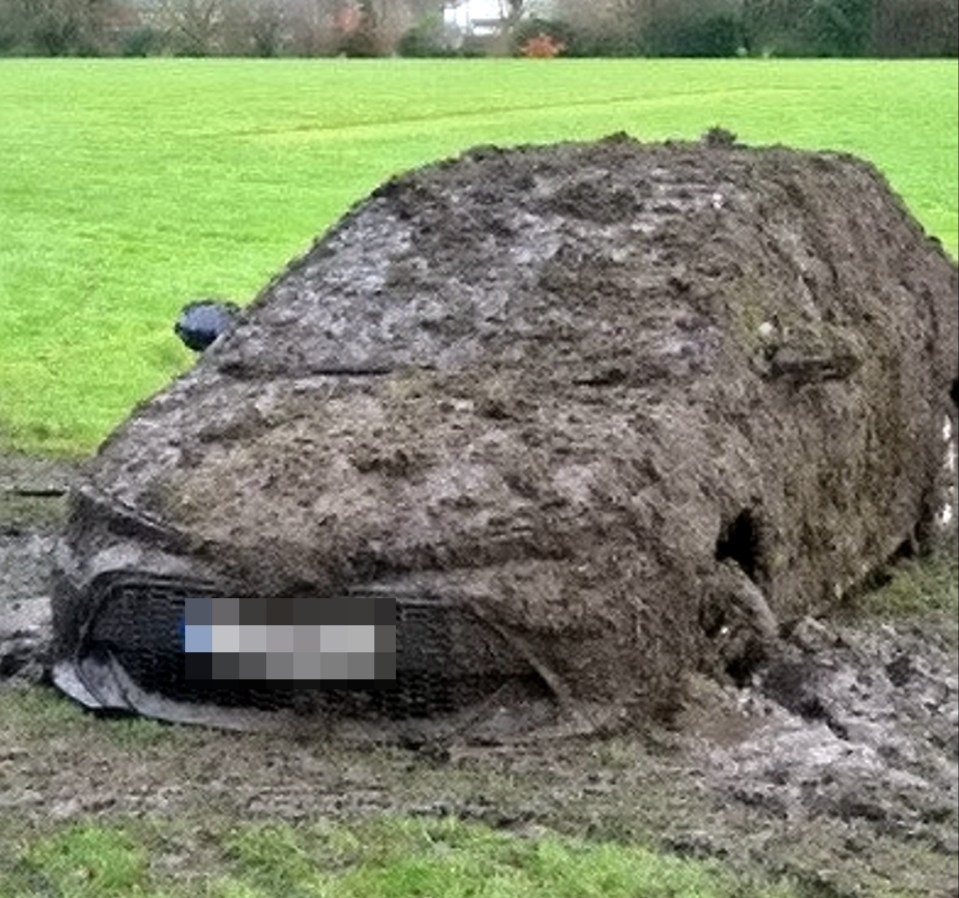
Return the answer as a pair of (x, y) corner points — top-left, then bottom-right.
(52, 134), (958, 736)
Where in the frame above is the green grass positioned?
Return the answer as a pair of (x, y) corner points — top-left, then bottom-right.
(0, 816), (800, 898)
(0, 58), (957, 455)
(0, 683), (203, 750)
(842, 547), (959, 623)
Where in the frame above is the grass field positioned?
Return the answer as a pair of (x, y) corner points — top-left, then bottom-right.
(0, 58), (957, 455)
(0, 814), (799, 898)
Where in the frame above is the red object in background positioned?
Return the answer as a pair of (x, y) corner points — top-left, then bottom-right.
(335, 5), (362, 34)
(520, 33), (565, 58)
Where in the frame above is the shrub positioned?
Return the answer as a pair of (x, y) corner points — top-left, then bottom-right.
(519, 32), (565, 58)
(398, 12), (454, 58)
(120, 26), (167, 58)
(338, 29), (380, 58)
(644, 12), (743, 57)
(513, 17), (576, 56)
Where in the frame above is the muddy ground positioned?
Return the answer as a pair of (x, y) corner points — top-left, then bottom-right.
(2, 452), (957, 897)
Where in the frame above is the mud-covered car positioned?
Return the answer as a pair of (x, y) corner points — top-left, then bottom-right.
(51, 136), (958, 740)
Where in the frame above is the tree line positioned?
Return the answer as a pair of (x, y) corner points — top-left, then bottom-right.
(0, 0), (955, 58)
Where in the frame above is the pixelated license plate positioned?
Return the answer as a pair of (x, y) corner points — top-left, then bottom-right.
(180, 595), (396, 688)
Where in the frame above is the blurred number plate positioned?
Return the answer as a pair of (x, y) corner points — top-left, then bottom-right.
(180, 596), (396, 688)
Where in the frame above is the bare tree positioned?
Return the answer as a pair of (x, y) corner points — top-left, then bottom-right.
(249, 0), (283, 55)
(351, 0), (439, 54)
(870, 0), (958, 56)
(284, 0), (337, 55)
(0, 0), (120, 54)
(158, 0), (220, 53)
(219, 0), (284, 55)
(284, 0), (382, 55)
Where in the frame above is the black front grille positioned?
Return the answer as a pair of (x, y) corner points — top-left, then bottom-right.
(75, 573), (532, 720)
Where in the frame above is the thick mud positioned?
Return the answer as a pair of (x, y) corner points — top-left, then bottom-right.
(53, 136), (958, 736)
(2, 455), (958, 896)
